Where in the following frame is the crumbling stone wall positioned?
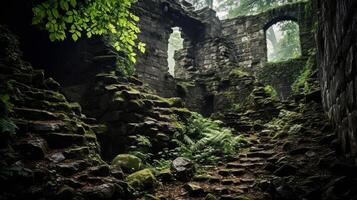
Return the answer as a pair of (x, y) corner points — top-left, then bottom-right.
(316, 0), (357, 161)
(221, 2), (313, 72)
(133, 0), (204, 97)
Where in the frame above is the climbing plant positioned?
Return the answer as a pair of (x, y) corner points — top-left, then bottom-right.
(32, 0), (145, 68)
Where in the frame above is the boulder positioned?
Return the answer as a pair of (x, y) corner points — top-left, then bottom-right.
(15, 137), (47, 160)
(126, 169), (156, 190)
(81, 183), (116, 199)
(184, 183), (205, 197)
(48, 152), (66, 163)
(171, 157), (195, 181)
(111, 154), (142, 173)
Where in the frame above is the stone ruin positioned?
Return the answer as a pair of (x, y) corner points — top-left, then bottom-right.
(133, 0), (313, 114)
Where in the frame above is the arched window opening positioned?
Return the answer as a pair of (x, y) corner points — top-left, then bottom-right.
(266, 20), (301, 62)
(168, 27), (183, 77)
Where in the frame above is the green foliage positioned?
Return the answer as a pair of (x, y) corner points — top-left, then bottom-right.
(291, 49), (316, 93)
(0, 93), (17, 134)
(266, 109), (302, 138)
(267, 21), (302, 62)
(258, 58), (306, 93)
(0, 118), (17, 134)
(187, 0), (214, 9)
(217, 0), (306, 18)
(152, 159), (172, 171)
(229, 68), (249, 78)
(0, 94), (13, 113)
(172, 112), (249, 164)
(264, 85), (278, 99)
(136, 135), (152, 147)
(32, 0), (145, 70)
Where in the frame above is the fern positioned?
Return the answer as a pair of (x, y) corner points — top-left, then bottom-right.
(0, 118), (17, 134)
(174, 112), (249, 164)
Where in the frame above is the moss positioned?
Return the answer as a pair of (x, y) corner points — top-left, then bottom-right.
(166, 97), (184, 108)
(291, 49), (316, 94)
(258, 58), (306, 93)
(112, 154), (142, 173)
(222, 91), (236, 99)
(264, 85), (278, 99)
(176, 81), (195, 97)
(229, 68), (249, 79)
(171, 107), (192, 120)
(126, 168), (156, 190)
(43, 90), (67, 102)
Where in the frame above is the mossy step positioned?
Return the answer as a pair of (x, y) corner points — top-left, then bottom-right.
(63, 147), (90, 159)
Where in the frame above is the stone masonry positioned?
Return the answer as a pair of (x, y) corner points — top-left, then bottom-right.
(316, 0), (357, 162)
(132, 0), (314, 113)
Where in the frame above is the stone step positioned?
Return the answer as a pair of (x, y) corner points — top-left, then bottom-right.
(14, 107), (59, 121)
(221, 179), (239, 185)
(246, 151), (275, 158)
(257, 143), (275, 149)
(41, 133), (85, 149)
(55, 160), (88, 177)
(240, 178), (255, 184)
(14, 120), (65, 133)
(193, 174), (220, 183)
(63, 147), (90, 159)
(226, 162), (265, 169)
(220, 193), (245, 200)
(218, 169), (246, 177)
(249, 147), (266, 152)
(239, 157), (264, 163)
(213, 187), (244, 195)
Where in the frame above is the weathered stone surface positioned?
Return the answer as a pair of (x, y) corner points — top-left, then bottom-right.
(184, 183), (205, 197)
(316, 0), (357, 161)
(126, 169), (156, 190)
(0, 26), (127, 199)
(15, 137), (48, 160)
(111, 154), (142, 173)
(171, 157), (195, 181)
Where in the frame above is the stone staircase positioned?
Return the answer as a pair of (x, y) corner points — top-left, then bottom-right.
(0, 26), (130, 199)
(151, 96), (357, 200)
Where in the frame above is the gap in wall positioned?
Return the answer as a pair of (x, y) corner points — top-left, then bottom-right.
(167, 27), (184, 77)
(266, 20), (302, 62)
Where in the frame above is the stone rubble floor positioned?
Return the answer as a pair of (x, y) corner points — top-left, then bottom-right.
(143, 102), (354, 200)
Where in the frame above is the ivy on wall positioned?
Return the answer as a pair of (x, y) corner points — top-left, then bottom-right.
(257, 58), (306, 97)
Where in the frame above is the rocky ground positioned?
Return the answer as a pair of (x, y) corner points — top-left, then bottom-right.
(146, 92), (357, 200)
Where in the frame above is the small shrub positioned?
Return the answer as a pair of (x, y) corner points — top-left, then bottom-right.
(173, 112), (249, 164)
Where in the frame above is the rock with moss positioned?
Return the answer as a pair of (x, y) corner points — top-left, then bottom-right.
(112, 154), (142, 173)
(126, 168), (157, 190)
